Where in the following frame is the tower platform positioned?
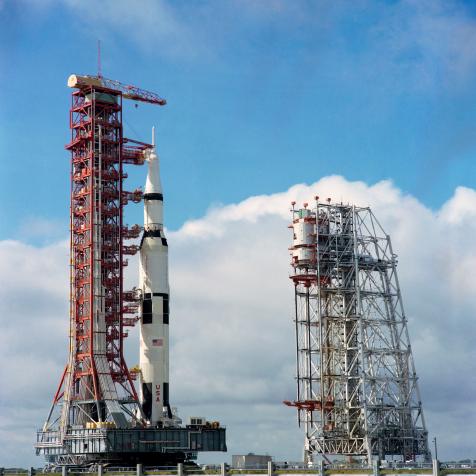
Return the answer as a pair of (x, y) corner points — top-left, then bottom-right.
(36, 427), (226, 466)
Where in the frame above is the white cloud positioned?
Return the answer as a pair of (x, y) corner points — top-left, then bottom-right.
(439, 186), (476, 224)
(1, 176), (475, 467)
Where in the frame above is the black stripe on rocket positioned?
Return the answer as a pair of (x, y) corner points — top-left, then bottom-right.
(140, 229), (168, 248)
(142, 382), (152, 420)
(141, 293), (169, 325)
(144, 192), (163, 201)
(142, 382), (172, 420)
(163, 382), (172, 418)
(142, 381), (172, 420)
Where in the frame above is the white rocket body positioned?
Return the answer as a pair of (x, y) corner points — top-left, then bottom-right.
(139, 134), (172, 426)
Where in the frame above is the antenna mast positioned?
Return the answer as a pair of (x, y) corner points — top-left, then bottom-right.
(97, 39), (102, 79)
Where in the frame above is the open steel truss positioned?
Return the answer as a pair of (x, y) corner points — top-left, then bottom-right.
(39, 85), (150, 447)
(36, 80), (228, 467)
(286, 200), (430, 464)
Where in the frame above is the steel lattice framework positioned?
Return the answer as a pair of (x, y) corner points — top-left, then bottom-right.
(36, 78), (228, 467)
(286, 199), (430, 464)
(41, 85), (149, 441)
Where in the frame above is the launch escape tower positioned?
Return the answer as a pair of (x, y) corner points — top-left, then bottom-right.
(36, 75), (226, 467)
(285, 199), (430, 464)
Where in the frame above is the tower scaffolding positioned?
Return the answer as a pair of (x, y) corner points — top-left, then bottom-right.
(35, 75), (226, 467)
(285, 198), (430, 464)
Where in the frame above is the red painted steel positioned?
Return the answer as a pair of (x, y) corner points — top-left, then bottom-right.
(49, 84), (150, 425)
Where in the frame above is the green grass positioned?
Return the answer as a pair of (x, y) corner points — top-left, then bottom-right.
(143, 472), (178, 475)
(228, 471), (267, 474)
(380, 470), (431, 474)
(324, 469), (371, 474)
(276, 471), (322, 474)
(440, 470), (476, 475)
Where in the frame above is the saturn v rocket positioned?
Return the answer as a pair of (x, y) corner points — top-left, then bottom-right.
(139, 130), (174, 426)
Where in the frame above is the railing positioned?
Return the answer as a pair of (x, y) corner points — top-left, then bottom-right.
(2, 461), (476, 476)
(440, 463), (476, 470)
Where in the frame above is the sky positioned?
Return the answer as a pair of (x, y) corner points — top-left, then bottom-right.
(0, 0), (475, 468)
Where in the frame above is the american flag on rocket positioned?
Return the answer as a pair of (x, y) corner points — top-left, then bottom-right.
(152, 338), (163, 347)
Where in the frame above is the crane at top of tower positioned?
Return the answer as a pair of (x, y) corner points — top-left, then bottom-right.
(67, 74), (166, 106)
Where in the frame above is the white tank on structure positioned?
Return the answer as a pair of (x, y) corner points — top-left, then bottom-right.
(138, 128), (177, 427)
(291, 208), (316, 267)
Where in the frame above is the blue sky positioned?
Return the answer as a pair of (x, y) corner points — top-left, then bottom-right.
(1, 0), (476, 467)
(2, 0), (476, 240)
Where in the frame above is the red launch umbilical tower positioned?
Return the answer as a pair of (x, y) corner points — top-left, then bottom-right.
(37, 75), (226, 467)
(42, 76), (162, 436)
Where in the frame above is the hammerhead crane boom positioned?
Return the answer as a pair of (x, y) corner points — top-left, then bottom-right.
(68, 74), (166, 106)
